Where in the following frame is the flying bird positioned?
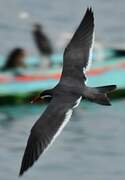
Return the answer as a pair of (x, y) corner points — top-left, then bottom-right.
(19, 8), (116, 176)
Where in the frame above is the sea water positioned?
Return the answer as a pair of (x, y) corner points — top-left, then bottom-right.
(0, 100), (125, 180)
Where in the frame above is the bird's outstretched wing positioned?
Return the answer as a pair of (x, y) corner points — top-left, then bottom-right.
(19, 95), (81, 176)
(62, 8), (94, 79)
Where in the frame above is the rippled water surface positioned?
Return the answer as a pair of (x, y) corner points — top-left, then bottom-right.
(0, 0), (125, 54)
(0, 100), (125, 180)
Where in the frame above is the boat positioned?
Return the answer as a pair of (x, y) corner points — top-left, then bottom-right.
(0, 53), (125, 104)
(0, 46), (116, 68)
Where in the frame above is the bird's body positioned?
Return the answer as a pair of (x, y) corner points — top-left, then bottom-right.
(2, 48), (26, 72)
(32, 24), (53, 56)
(19, 8), (116, 176)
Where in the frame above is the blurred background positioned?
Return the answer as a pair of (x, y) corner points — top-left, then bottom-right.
(0, 0), (125, 180)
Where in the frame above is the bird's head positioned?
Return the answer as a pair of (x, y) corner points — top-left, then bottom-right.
(33, 23), (42, 31)
(31, 89), (53, 103)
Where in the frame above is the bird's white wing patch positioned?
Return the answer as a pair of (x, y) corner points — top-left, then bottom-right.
(44, 109), (73, 153)
(85, 31), (95, 71)
(51, 109), (73, 144)
(43, 97), (82, 154)
(51, 97), (82, 144)
(73, 96), (82, 108)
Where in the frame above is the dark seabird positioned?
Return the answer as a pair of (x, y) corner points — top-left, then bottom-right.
(32, 24), (53, 56)
(19, 8), (116, 176)
(2, 48), (26, 71)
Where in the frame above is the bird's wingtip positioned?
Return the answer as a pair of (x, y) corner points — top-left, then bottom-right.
(83, 6), (94, 27)
(86, 6), (94, 14)
(19, 164), (27, 177)
(19, 172), (23, 177)
(19, 169), (24, 177)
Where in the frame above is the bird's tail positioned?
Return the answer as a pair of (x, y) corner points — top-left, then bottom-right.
(83, 85), (117, 105)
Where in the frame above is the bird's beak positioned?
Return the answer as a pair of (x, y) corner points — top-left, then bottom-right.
(30, 96), (43, 104)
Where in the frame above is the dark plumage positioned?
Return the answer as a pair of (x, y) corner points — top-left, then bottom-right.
(32, 24), (53, 56)
(2, 48), (25, 71)
(19, 8), (116, 176)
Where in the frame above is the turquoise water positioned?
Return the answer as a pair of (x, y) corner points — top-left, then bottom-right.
(0, 100), (125, 180)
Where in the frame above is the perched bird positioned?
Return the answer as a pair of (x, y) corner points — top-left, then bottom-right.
(32, 24), (53, 56)
(19, 8), (116, 176)
(2, 48), (26, 71)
